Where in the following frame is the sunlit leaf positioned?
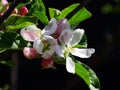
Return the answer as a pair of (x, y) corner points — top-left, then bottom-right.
(69, 7), (92, 29)
(6, 22), (34, 31)
(15, 16), (38, 25)
(75, 61), (100, 90)
(32, 11), (49, 25)
(49, 8), (61, 19)
(17, 0), (32, 9)
(58, 3), (79, 19)
(29, 0), (49, 25)
(58, 3), (92, 29)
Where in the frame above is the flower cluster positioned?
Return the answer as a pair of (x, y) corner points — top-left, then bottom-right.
(0, 0), (100, 89)
(20, 18), (95, 73)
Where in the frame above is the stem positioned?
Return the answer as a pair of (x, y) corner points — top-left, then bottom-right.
(10, 52), (19, 90)
(66, 0), (92, 20)
(0, 0), (20, 25)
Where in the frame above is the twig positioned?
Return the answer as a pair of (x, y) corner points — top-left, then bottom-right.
(10, 52), (19, 90)
(0, 0), (20, 25)
(66, 0), (92, 20)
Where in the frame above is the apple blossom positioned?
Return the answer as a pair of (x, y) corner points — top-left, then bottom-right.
(58, 28), (95, 73)
(20, 18), (95, 73)
(20, 18), (70, 59)
(20, 19), (58, 59)
(33, 35), (58, 59)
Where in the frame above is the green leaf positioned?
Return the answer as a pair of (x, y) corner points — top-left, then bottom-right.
(17, 0), (32, 9)
(32, 11), (49, 25)
(0, 60), (14, 67)
(58, 3), (79, 19)
(29, 0), (49, 25)
(0, 84), (9, 90)
(75, 61), (100, 90)
(58, 3), (92, 29)
(0, 14), (20, 30)
(6, 22), (34, 31)
(0, 32), (31, 52)
(15, 16), (38, 25)
(69, 7), (92, 29)
(0, 48), (7, 53)
(49, 8), (61, 19)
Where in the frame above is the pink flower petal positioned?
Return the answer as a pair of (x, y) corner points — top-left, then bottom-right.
(41, 58), (54, 69)
(2, 0), (8, 5)
(23, 47), (38, 59)
(21, 30), (40, 42)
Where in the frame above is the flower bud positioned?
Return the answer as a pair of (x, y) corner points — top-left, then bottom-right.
(1, 0), (8, 6)
(0, 0), (8, 16)
(11, 8), (18, 14)
(23, 47), (38, 59)
(53, 19), (70, 39)
(41, 58), (54, 69)
(18, 6), (28, 17)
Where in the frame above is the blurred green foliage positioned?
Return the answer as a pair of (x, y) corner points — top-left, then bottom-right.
(101, 0), (120, 14)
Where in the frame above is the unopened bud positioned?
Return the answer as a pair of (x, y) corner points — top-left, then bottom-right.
(23, 47), (38, 59)
(41, 58), (54, 69)
(18, 6), (28, 17)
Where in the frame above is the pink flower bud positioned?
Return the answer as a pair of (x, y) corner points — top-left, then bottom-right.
(18, 6), (28, 17)
(53, 19), (70, 39)
(1, 0), (8, 6)
(23, 47), (38, 59)
(41, 58), (54, 69)
(0, 0), (8, 16)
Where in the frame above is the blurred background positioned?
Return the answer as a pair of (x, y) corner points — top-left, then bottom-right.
(0, 0), (120, 90)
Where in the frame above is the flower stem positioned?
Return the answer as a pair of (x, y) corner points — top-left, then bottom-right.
(66, 0), (92, 20)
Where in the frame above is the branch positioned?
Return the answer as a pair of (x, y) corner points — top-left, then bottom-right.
(66, 0), (92, 20)
(0, 0), (20, 25)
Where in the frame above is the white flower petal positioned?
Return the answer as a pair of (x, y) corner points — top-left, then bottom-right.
(41, 36), (57, 59)
(23, 25), (38, 32)
(71, 48), (95, 58)
(55, 45), (64, 57)
(42, 18), (57, 35)
(70, 29), (84, 46)
(42, 35), (57, 46)
(66, 56), (75, 74)
(33, 39), (43, 54)
(20, 29), (39, 42)
(59, 29), (73, 45)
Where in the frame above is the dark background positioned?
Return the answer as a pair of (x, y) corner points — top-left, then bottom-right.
(0, 0), (120, 90)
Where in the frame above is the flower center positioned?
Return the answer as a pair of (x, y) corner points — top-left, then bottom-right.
(35, 29), (42, 38)
(42, 40), (50, 53)
(64, 46), (73, 56)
